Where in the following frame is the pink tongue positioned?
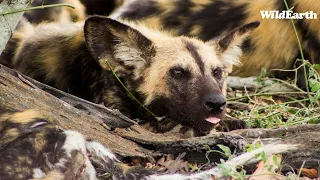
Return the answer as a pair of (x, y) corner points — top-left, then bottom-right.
(205, 117), (221, 124)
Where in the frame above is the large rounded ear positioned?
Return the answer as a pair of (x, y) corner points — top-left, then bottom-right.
(84, 16), (155, 71)
(208, 21), (260, 71)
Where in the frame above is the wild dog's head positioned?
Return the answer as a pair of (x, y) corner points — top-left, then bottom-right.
(84, 16), (259, 134)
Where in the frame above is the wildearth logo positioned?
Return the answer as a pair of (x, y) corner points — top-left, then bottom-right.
(260, 10), (317, 19)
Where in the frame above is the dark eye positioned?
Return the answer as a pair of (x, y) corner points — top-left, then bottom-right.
(170, 67), (186, 78)
(213, 67), (222, 79)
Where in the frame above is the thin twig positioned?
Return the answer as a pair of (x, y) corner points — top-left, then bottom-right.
(243, 111), (281, 120)
(253, 98), (310, 112)
(296, 161), (306, 180)
(271, 60), (307, 72)
(0, 4), (75, 16)
(227, 101), (250, 106)
(285, 96), (306, 108)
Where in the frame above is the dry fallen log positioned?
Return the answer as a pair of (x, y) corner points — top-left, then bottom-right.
(1, 64), (320, 175)
(226, 76), (299, 92)
(233, 125), (320, 171)
(114, 125), (248, 163)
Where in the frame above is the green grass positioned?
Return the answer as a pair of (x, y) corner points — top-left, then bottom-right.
(228, 64), (320, 128)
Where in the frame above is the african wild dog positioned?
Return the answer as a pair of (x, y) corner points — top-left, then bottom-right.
(0, 110), (155, 180)
(113, 0), (320, 88)
(0, 16), (259, 137)
(24, 0), (86, 24)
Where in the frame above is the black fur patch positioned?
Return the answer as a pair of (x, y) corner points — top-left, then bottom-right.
(162, 0), (194, 29)
(24, 0), (64, 23)
(179, 0), (248, 40)
(298, 21), (320, 65)
(120, 0), (161, 19)
(80, 0), (120, 15)
(119, 0), (249, 41)
(183, 40), (204, 75)
(37, 128), (67, 169)
(240, 38), (253, 53)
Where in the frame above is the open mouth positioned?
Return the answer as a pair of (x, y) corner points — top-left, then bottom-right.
(173, 110), (223, 134)
(205, 117), (221, 124)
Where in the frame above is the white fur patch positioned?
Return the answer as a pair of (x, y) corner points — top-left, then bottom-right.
(86, 141), (118, 162)
(84, 158), (97, 180)
(62, 130), (97, 180)
(109, 0), (137, 19)
(114, 42), (147, 65)
(220, 45), (242, 67)
(62, 130), (87, 156)
(113, 41), (147, 80)
(32, 168), (46, 178)
(217, 31), (253, 69)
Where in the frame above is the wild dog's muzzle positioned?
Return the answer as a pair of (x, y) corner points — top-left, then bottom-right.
(203, 92), (226, 124)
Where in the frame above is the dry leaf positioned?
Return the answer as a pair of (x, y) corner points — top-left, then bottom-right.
(157, 153), (189, 173)
(249, 154), (283, 180)
(297, 168), (318, 179)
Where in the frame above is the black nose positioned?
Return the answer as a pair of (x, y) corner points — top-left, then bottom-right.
(203, 93), (226, 112)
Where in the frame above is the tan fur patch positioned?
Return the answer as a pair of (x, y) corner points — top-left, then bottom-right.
(189, 25), (202, 37)
(70, 31), (85, 50)
(2, 109), (44, 124)
(13, 22), (84, 90)
(65, 0), (86, 22)
(52, 0), (86, 23)
(1, 128), (20, 145)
